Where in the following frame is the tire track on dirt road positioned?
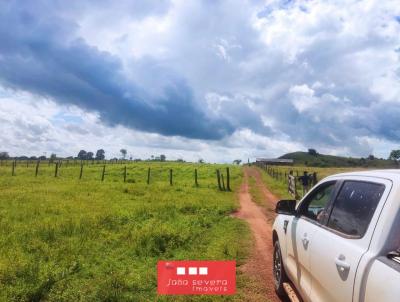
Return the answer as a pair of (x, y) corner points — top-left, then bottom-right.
(235, 167), (285, 302)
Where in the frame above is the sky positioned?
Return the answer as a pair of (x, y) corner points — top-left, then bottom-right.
(0, 0), (399, 162)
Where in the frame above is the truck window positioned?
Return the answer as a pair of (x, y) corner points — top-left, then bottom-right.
(327, 181), (385, 237)
(299, 181), (336, 224)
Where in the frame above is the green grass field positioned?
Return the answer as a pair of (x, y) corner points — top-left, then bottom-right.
(0, 162), (249, 301)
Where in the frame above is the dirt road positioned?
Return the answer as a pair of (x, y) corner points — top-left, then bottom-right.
(235, 167), (285, 302)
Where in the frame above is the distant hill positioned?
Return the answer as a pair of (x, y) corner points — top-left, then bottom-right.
(279, 151), (398, 168)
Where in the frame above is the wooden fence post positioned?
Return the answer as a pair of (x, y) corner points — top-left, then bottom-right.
(79, 164), (83, 179)
(35, 160), (40, 177)
(216, 169), (222, 190)
(124, 166), (127, 182)
(169, 169), (173, 186)
(312, 172), (318, 186)
(54, 162), (59, 177)
(288, 174), (299, 199)
(101, 165), (106, 181)
(147, 167), (151, 184)
(11, 161), (15, 176)
(226, 167), (231, 191)
(194, 169), (198, 187)
(221, 173), (226, 191)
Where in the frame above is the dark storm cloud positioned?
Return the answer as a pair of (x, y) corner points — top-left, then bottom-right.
(1, 0), (400, 158)
(0, 1), (233, 140)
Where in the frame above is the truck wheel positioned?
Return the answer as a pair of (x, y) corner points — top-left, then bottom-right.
(273, 240), (288, 297)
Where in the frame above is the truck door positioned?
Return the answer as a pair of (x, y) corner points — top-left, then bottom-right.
(309, 179), (390, 302)
(285, 181), (337, 302)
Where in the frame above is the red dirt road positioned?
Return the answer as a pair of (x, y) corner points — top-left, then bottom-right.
(235, 167), (284, 302)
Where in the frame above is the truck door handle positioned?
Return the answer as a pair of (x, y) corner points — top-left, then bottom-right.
(335, 256), (350, 272)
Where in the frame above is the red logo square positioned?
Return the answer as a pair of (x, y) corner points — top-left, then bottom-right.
(157, 260), (236, 295)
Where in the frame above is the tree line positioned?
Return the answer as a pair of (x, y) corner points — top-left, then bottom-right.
(0, 149), (179, 163)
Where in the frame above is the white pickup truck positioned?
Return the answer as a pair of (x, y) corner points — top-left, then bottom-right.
(272, 170), (400, 302)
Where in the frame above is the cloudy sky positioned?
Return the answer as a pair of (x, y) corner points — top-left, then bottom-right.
(0, 0), (399, 162)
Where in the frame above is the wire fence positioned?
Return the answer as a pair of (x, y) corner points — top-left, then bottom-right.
(255, 162), (318, 199)
(0, 159), (237, 191)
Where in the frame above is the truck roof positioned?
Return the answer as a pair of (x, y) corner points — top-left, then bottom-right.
(325, 169), (400, 182)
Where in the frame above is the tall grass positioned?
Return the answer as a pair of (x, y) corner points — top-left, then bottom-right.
(0, 162), (249, 301)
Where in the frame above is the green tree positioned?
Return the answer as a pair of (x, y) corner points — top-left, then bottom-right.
(77, 150), (87, 160)
(120, 149), (127, 159)
(0, 152), (9, 160)
(308, 149), (318, 156)
(233, 159), (242, 165)
(389, 150), (400, 161)
(160, 154), (166, 162)
(95, 149), (105, 160)
(86, 152), (94, 160)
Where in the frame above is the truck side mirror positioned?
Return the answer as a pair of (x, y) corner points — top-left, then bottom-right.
(387, 250), (400, 263)
(275, 199), (297, 215)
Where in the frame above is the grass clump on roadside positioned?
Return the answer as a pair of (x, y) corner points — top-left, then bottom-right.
(247, 175), (276, 225)
(247, 176), (264, 207)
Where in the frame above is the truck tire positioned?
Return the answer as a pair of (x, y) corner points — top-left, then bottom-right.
(273, 240), (288, 297)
